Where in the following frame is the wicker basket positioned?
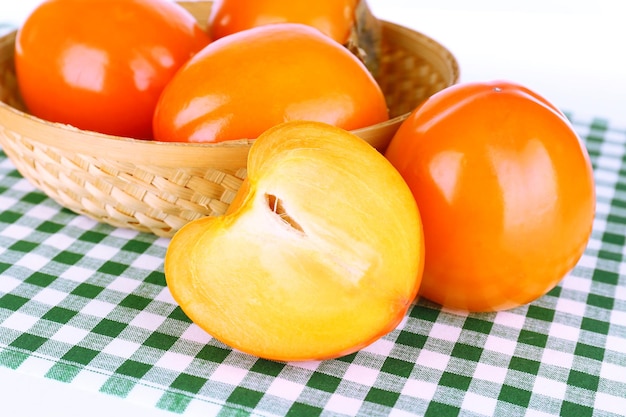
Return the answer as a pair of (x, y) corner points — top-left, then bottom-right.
(0, 1), (459, 237)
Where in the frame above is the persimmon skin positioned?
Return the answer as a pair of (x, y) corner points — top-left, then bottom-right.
(385, 80), (596, 312)
(208, 0), (359, 43)
(152, 23), (389, 143)
(165, 121), (423, 361)
(15, 0), (210, 140)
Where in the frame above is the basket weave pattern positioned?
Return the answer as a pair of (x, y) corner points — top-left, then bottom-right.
(0, 2), (459, 237)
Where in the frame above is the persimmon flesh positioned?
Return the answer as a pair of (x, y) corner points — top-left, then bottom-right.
(165, 121), (424, 361)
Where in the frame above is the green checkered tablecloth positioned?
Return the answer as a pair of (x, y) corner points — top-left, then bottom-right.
(0, 113), (625, 417)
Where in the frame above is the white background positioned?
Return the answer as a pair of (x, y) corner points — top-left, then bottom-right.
(2, 0), (626, 123)
(366, 0), (626, 125)
(1, 1), (625, 416)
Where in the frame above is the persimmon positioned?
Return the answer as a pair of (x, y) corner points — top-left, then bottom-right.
(15, 0), (210, 139)
(207, 0), (381, 73)
(209, 0), (358, 43)
(165, 121), (424, 361)
(385, 80), (596, 312)
(153, 23), (389, 143)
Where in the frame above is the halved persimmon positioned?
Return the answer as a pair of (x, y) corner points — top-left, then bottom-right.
(165, 121), (424, 361)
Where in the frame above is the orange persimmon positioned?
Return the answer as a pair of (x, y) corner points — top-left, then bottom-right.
(153, 23), (388, 143)
(165, 121), (424, 361)
(15, 0), (210, 139)
(206, 0), (382, 74)
(208, 0), (359, 43)
(385, 80), (596, 312)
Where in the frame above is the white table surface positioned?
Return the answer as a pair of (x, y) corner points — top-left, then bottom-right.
(1, 1), (625, 416)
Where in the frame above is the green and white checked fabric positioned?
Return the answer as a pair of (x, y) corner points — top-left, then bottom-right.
(0, 113), (625, 417)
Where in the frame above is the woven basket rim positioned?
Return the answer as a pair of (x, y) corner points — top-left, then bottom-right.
(0, 84), (413, 148)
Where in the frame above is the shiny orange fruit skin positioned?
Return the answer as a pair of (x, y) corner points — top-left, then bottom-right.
(385, 80), (596, 312)
(153, 23), (388, 143)
(208, 0), (358, 43)
(15, 0), (210, 139)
